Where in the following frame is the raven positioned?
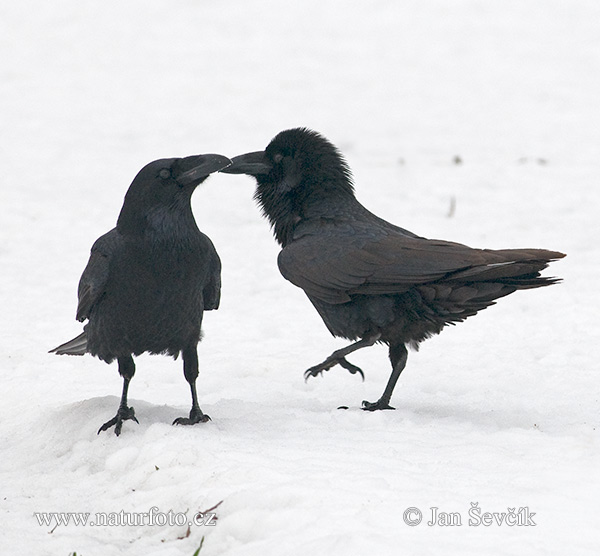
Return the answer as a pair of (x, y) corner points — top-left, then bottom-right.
(222, 128), (565, 411)
(51, 154), (231, 435)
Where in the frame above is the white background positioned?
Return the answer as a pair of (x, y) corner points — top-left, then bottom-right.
(1, 1), (598, 554)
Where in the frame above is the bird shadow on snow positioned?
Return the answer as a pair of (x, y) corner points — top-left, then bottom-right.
(17, 397), (205, 465)
(17, 391), (546, 477)
(24, 395), (280, 452)
(304, 365), (544, 433)
(44, 396), (193, 437)
(58, 390), (543, 438)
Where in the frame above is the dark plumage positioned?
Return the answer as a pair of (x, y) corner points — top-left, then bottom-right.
(222, 128), (565, 411)
(51, 154), (231, 435)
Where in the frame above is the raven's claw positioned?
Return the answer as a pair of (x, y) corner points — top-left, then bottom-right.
(304, 356), (364, 381)
(173, 407), (211, 426)
(98, 406), (139, 436)
(361, 400), (396, 411)
(338, 357), (365, 380)
(304, 365), (326, 380)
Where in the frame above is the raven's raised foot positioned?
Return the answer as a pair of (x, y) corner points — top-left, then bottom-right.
(98, 406), (139, 436)
(173, 407), (211, 426)
(304, 356), (364, 381)
(361, 400), (395, 411)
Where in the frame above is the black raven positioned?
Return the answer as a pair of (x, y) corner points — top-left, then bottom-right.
(51, 154), (231, 435)
(222, 128), (565, 411)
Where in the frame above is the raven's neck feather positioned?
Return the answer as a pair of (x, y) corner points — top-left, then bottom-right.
(117, 201), (200, 244)
(256, 180), (359, 247)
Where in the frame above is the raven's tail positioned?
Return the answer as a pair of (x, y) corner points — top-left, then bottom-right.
(448, 249), (566, 288)
(50, 331), (88, 356)
(415, 249), (565, 326)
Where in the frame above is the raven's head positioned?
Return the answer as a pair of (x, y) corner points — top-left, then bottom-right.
(117, 154), (231, 234)
(222, 128), (354, 246)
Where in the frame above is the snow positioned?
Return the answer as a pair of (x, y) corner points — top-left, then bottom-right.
(1, 0), (598, 554)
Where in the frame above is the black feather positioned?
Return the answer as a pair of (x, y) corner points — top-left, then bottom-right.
(225, 128), (565, 411)
(50, 153), (230, 434)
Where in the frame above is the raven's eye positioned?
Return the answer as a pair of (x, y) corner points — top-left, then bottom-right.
(159, 168), (171, 180)
(273, 153), (284, 164)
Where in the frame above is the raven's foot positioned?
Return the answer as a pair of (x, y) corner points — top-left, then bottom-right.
(173, 407), (211, 426)
(361, 399), (395, 411)
(304, 356), (364, 381)
(98, 406), (139, 436)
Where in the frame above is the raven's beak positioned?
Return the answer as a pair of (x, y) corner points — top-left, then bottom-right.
(178, 154), (232, 185)
(219, 151), (272, 176)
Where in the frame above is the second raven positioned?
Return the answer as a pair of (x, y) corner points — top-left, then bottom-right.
(222, 128), (565, 411)
(51, 153), (231, 435)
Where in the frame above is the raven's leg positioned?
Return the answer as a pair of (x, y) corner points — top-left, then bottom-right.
(362, 343), (408, 411)
(173, 346), (211, 426)
(304, 333), (382, 381)
(98, 356), (139, 436)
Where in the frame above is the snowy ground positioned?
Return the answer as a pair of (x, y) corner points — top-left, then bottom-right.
(1, 1), (598, 554)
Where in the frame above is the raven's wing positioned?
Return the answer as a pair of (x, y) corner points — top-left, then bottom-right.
(202, 247), (221, 311)
(278, 230), (564, 305)
(76, 229), (119, 321)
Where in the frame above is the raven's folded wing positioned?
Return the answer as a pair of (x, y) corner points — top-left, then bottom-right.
(278, 232), (564, 305)
(76, 229), (119, 321)
(203, 248), (222, 311)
